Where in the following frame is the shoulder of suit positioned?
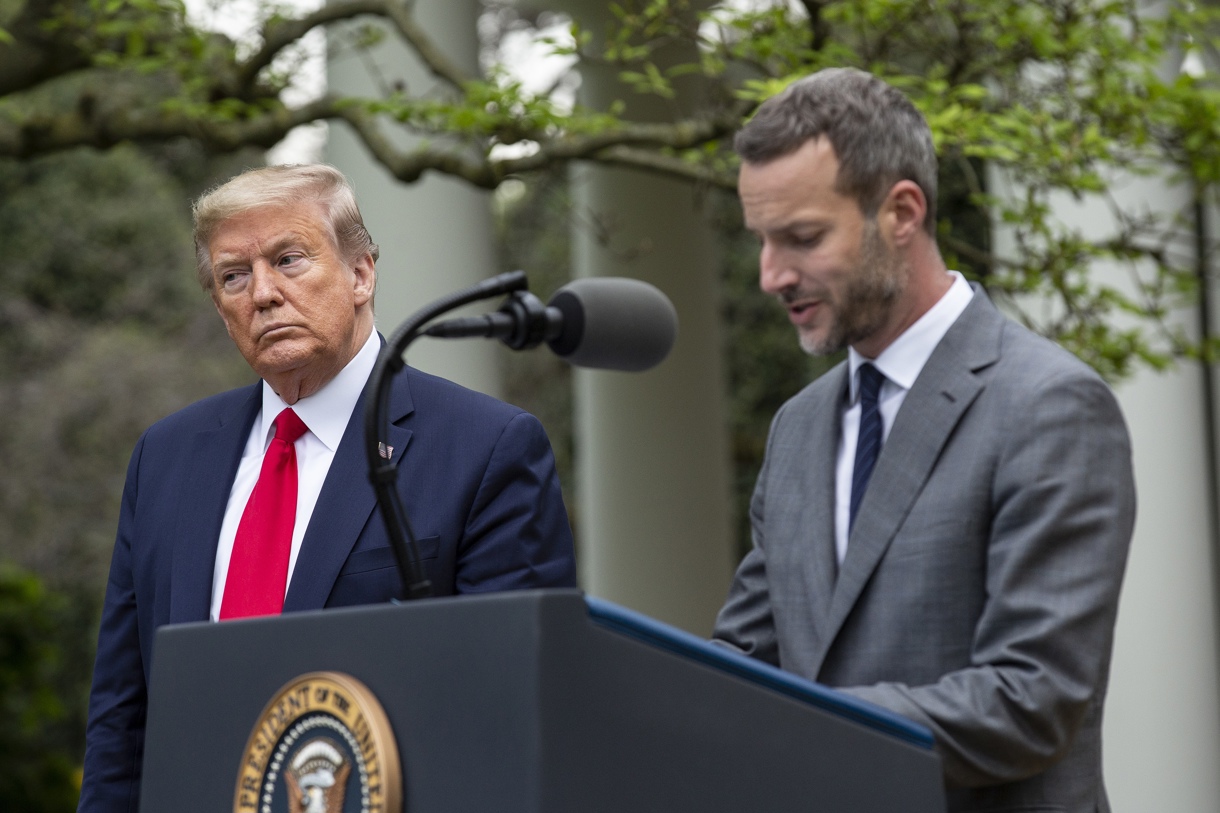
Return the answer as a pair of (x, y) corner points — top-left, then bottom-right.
(140, 381), (260, 438)
(929, 290), (1111, 394)
(991, 314), (1110, 390)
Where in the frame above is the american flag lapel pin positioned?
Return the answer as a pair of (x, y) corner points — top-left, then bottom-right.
(378, 442), (394, 459)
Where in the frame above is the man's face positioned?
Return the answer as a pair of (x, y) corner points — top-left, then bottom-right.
(739, 138), (907, 357)
(208, 202), (374, 399)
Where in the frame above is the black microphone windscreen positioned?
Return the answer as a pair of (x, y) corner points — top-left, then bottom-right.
(547, 278), (677, 371)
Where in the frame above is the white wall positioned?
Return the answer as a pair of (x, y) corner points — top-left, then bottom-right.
(1107, 362), (1220, 809)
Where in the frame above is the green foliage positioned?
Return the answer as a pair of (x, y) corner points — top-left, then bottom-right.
(9, 0), (1220, 381)
(0, 147), (196, 332)
(0, 143), (254, 806)
(0, 145), (253, 586)
(583, 0), (1220, 381)
(0, 566), (82, 812)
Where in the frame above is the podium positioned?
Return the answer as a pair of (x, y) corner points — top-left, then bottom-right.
(140, 589), (946, 812)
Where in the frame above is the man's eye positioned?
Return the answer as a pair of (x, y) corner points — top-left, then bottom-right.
(278, 253), (303, 267)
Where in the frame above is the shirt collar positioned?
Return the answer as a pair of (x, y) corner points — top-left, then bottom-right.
(848, 271), (973, 401)
(257, 328), (380, 451)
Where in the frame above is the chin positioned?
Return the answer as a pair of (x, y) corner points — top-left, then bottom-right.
(248, 343), (316, 378)
(798, 327), (842, 357)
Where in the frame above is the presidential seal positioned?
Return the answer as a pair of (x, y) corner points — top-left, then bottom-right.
(234, 672), (402, 813)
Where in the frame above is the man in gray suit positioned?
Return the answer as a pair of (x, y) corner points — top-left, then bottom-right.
(712, 68), (1135, 812)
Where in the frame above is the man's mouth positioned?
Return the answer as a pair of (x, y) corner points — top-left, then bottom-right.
(785, 300), (820, 325)
(259, 323), (298, 341)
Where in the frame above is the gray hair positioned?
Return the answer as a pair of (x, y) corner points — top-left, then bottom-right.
(735, 68), (938, 235)
(192, 164), (380, 290)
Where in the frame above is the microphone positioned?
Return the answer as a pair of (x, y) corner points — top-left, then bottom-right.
(424, 277), (678, 372)
(367, 271), (673, 601)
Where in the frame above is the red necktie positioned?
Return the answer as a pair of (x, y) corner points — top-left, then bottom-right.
(219, 408), (309, 620)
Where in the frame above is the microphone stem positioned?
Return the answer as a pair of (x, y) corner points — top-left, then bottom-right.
(364, 270), (530, 602)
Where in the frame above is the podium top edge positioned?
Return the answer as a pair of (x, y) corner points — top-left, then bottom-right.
(583, 595), (936, 750)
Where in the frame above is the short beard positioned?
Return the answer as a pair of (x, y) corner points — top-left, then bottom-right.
(800, 221), (907, 356)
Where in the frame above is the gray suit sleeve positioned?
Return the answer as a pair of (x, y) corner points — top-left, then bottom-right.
(712, 439), (780, 666)
(841, 370), (1135, 786)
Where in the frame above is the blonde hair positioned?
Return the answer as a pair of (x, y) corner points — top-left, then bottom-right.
(192, 164), (380, 290)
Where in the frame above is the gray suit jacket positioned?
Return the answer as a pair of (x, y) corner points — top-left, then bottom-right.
(713, 291), (1135, 813)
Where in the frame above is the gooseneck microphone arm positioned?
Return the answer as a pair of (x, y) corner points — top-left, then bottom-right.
(364, 270), (529, 601)
(423, 290), (562, 348)
(366, 270), (677, 602)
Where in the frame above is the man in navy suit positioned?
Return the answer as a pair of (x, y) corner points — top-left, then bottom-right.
(78, 164), (577, 811)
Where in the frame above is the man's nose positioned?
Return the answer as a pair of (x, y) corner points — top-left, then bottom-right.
(758, 242), (797, 295)
(250, 263), (284, 307)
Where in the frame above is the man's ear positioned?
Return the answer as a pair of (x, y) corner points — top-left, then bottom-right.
(881, 180), (928, 245)
(352, 253), (376, 307)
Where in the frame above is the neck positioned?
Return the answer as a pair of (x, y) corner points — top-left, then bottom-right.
(268, 318), (374, 405)
(854, 246), (952, 359)
(271, 373), (327, 406)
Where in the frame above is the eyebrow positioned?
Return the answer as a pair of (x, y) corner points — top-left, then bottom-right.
(749, 218), (831, 237)
(211, 231), (316, 268)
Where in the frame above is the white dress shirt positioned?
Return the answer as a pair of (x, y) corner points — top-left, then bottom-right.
(833, 273), (974, 564)
(209, 328), (380, 621)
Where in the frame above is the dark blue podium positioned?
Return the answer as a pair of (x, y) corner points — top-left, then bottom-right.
(140, 589), (946, 811)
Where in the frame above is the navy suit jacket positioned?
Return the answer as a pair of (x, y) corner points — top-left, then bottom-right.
(78, 364), (576, 812)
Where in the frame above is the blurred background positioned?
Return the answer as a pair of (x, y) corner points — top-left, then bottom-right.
(2, 0), (1219, 808)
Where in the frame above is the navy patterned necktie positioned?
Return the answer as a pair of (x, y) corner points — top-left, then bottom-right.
(850, 363), (885, 532)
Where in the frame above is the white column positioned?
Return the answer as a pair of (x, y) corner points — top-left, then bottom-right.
(571, 165), (736, 634)
(326, 0), (501, 395)
(564, 0), (735, 634)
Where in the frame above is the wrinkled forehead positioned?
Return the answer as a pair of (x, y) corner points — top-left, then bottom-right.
(209, 201), (335, 253)
(207, 211), (334, 285)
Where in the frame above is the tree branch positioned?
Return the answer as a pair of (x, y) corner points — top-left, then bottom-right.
(942, 235), (1005, 272)
(0, 0), (92, 97)
(238, 0), (387, 90)
(581, 145), (737, 190)
(330, 101), (494, 185)
(333, 103), (742, 188)
(237, 0), (471, 93)
(0, 92), (332, 157)
(799, 0), (831, 52)
(381, 0), (473, 89)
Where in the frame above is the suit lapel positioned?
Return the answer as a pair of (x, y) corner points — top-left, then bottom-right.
(815, 291), (1004, 669)
(283, 370), (414, 612)
(169, 384), (261, 623)
(792, 365), (847, 640)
